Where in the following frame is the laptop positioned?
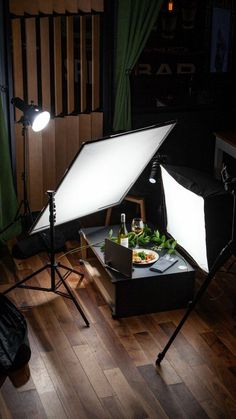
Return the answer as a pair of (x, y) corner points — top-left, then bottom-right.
(104, 238), (133, 277)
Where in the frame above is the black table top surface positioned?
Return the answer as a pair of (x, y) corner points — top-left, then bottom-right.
(81, 225), (195, 283)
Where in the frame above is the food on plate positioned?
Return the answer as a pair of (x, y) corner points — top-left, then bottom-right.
(133, 250), (156, 264)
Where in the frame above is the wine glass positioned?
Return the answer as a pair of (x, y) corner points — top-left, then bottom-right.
(131, 218), (144, 248)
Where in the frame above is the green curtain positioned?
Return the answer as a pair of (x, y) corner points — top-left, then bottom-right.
(113, 0), (163, 132)
(0, 96), (21, 244)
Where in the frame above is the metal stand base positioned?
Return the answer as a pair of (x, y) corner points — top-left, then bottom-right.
(3, 261), (89, 327)
(3, 190), (90, 327)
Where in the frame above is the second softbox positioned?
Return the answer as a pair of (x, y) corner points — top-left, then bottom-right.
(161, 165), (233, 272)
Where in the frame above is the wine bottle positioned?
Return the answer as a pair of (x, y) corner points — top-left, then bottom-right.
(118, 213), (129, 247)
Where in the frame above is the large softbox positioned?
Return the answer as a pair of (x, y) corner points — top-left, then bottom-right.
(30, 122), (175, 234)
(161, 165), (233, 272)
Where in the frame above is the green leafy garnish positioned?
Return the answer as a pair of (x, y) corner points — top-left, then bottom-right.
(100, 224), (177, 254)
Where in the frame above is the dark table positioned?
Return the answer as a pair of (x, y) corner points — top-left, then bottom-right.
(80, 225), (195, 318)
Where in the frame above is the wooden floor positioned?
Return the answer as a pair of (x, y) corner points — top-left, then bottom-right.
(0, 240), (236, 418)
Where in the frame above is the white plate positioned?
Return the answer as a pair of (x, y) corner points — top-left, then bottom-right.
(132, 248), (159, 265)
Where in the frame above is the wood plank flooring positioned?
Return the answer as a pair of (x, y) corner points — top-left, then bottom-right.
(0, 241), (236, 418)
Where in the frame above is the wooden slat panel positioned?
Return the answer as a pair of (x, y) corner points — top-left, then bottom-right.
(53, 0), (65, 14)
(25, 18), (38, 103)
(28, 130), (43, 210)
(66, 116), (80, 164)
(40, 17), (51, 112)
(42, 120), (56, 204)
(10, 2), (104, 210)
(38, 0), (53, 14)
(80, 16), (87, 113)
(92, 15), (100, 111)
(15, 124), (24, 207)
(66, 16), (74, 114)
(77, 0), (91, 13)
(24, 1), (39, 15)
(91, 0), (104, 12)
(79, 114), (91, 148)
(11, 19), (24, 121)
(91, 112), (103, 140)
(10, 1), (104, 15)
(66, 0), (78, 13)
(25, 18), (43, 210)
(54, 16), (63, 116)
(55, 117), (68, 184)
(10, 0), (26, 15)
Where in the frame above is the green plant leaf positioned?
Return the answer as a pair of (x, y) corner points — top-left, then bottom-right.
(152, 230), (160, 239)
(102, 224), (177, 255)
(128, 232), (136, 239)
(161, 234), (166, 242)
(129, 239), (136, 248)
(144, 224), (151, 235)
(151, 237), (161, 244)
(171, 240), (177, 249)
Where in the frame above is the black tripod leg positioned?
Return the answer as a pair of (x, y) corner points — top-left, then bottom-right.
(58, 262), (84, 282)
(156, 242), (232, 366)
(55, 266), (89, 327)
(57, 263), (84, 285)
(3, 264), (50, 295)
(156, 298), (199, 365)
(58, 263), (84, 286)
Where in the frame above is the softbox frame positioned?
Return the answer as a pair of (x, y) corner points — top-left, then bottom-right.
(30, 122), (176, 234)
(161, 164), (233, 272)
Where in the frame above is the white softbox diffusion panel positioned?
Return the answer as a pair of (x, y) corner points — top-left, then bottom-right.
(161, 165), (208, 272)
(161, 165), (233, 273)
(31, 122), (175, 234)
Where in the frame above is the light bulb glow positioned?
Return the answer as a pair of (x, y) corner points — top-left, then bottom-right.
(168, 1), (174, 12)
(32, 111), (50, 132)
(149, 177), (156, 184)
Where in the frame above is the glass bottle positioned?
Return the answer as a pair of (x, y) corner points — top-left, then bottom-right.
(118, 213), (129, 247)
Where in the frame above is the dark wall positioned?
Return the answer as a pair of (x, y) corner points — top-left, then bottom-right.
(100, 0), (236, 229)
(126, 105), (236, 228)
(132, 106), (236, 174)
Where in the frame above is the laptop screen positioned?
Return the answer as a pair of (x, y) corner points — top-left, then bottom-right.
(104, 239), (133, 277)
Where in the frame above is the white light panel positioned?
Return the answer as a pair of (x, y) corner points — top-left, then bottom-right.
(161, 165), (209, 272)
(31, 123), (175, 234)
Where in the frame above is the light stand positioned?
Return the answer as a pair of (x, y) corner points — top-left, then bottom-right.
(156, 166), (236, 365)
(0, 119), (32, 236)
(0, 97), (50, 235)
(20, 121), (31, 217)
(3, 190), (89, 327)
